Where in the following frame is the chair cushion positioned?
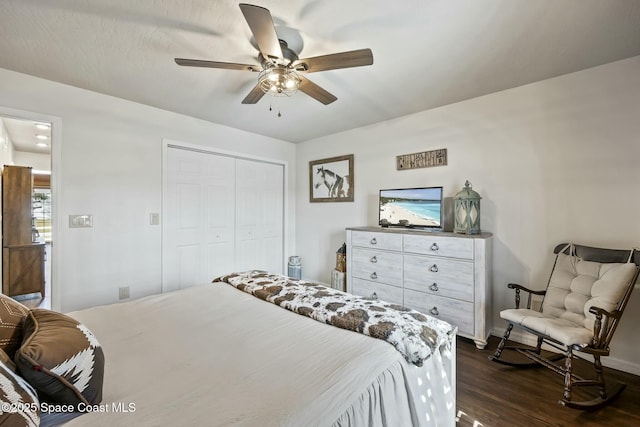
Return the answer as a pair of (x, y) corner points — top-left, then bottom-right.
(541, 253), (637, 332)
(501, 308), (593, 345)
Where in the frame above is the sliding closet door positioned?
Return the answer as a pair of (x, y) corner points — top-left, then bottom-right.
(164, 146), (285, 293)
(165, 147), (236, 292)
(235, 159), (284, 273)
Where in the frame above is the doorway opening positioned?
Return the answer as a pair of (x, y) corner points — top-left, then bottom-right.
(1, 116), (53, 309)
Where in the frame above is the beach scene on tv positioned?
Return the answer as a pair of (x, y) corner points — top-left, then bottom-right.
(379, 188), (442, 228)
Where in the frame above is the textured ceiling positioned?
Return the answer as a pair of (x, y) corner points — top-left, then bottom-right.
(1, 0), (640, 143)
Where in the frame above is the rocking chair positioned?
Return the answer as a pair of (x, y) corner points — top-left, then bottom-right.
(490, 243), (640, 409)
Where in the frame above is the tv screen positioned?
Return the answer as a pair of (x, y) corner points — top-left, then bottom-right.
(379, 187), (443, 229)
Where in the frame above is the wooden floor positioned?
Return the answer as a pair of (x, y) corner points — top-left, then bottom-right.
(456, 336), (640, 427)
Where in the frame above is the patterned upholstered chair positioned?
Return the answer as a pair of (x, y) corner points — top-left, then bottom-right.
(490, 243), (640, 409)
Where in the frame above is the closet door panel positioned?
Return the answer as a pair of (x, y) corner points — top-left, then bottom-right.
(165, 148), (235, 292)
(235, 160), (284, 274)
(165, 147), (285, 293)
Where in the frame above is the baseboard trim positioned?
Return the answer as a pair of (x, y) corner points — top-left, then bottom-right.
(490, 327), (640, 376)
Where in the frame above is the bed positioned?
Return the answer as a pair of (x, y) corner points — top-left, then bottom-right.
(11, 272), (456, 426)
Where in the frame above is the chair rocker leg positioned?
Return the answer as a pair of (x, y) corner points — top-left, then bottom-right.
(489, 324), (553, 368)
(559, 352), (627, 410)
(560, 382), (626, 410)
(488, 323), (512, 360)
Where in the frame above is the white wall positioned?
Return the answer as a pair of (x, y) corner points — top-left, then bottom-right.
(13, 151), (50, 172)
(0, 119), (15, 166)
(0, 67), (296, 313)
(296, 56), (640, 373)
(0, 119), (15, 283)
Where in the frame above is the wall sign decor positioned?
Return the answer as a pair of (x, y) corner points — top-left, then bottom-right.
(309, 154), (354, 202)
(396, 148), (447, 170)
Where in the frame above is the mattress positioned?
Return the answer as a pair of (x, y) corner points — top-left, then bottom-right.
(46, 283), (455, 426)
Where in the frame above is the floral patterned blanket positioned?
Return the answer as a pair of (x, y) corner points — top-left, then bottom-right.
(213, 271), (456, 366)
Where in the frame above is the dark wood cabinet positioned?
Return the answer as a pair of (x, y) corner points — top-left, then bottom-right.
(2, 165), (46, 297)
(3, 244), (45, 297)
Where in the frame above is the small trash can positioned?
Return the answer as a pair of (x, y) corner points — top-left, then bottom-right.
(336, 243), (347, 273)
(288, 256), (302, 279)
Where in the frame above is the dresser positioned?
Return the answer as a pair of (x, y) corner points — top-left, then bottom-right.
(346, 226), (492, 349)
(2, 165), (46, 297)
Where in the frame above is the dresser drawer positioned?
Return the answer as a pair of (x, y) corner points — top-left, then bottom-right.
(351, 230), (403, 251)
(351, 248), (402, 284)
(403, 254), (474, 302)
(403, 234), (474, 259)
(352, 278), (403, 304)
(404, 289), (474, 336)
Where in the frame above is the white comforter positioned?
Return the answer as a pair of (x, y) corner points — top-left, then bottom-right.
(55, 284), (454, 426)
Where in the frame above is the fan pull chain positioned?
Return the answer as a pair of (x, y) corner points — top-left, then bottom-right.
(267, 103), (283, 117)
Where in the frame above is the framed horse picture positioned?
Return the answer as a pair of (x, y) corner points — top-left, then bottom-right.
(309, 154), (354, 202)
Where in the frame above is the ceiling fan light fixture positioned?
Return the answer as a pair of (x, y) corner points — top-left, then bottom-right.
(174, 4), (372, 105)
(258, 64), (301, 97)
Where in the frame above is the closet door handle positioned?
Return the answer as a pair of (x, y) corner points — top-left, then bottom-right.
(370, 272), (378, 280)
(370, 256), (378, 263)
(429, 264), (439, 273)
(430, 243), (439, 252)
(429, 283), (439, 292)
(430, 307), (440, 316)
(370, 237), (377, 245)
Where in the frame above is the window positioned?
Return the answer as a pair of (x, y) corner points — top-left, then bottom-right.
(32, 188), (51, 242)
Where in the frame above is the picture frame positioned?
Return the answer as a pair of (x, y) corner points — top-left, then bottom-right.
(309, 154), (354, 202)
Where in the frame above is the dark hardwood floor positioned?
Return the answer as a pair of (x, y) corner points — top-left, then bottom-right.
(456, 336), (640, 427)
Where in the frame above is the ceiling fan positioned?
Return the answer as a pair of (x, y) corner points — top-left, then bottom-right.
(174, 3), (374, 105)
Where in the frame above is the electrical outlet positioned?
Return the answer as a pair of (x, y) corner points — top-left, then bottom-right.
(119, 286), (130, 300)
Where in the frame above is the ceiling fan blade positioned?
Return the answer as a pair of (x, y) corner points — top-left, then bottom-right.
(293, 48), (373, 73)
(175, 58), (260, 72)
(241, 83), (266, 104)
(239, 3), (283, 61)
(298, 76), (337, 105)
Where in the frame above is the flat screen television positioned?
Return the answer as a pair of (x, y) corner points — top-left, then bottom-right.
(379, 187), (443, 229)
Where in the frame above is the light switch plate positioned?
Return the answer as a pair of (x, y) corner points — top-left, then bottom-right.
(69, 214), (93, 228)
(150, 212), (160, 225)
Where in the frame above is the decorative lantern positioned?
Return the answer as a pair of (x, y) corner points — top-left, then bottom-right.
(454, 180), (481, 234)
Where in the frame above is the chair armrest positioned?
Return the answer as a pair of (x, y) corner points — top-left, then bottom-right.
(589, 306), (622, 325)
(588, 306), (616, 318)
(507, 283), (546, 294)
(589, 306), (622, 348)
(507, 283), (546, 309)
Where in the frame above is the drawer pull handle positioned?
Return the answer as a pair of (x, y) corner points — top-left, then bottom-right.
(431, 243), (439, 252)
(371, 292), (378, 300)
(370, 256), (378, 263)
(429, 283), (439, 292)
(429, 264), (439, 273)
(430, 307), (440, 316)
(370, 237), (377, 245)
(370, 272), (378, 280)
